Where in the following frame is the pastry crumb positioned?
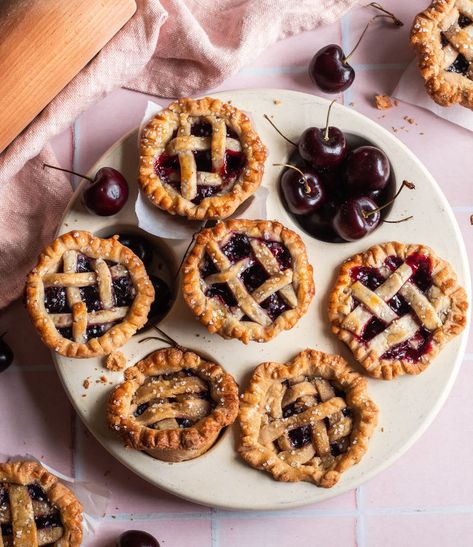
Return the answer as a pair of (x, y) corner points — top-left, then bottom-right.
(83, 379), (90, 389)
(403, 115), (416, 125)
(96, 375), (108, 384)
(470, 214), (473, 225)
(105, 351), (126, 371)
(349, 101), (355, 107)
(375, 94), (395, 110)
(273, 99), (282, 105)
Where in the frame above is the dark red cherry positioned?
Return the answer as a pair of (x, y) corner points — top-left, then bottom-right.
(148, 276), (173, 322)
(118, 233), (154, 268)
(279, 164), (325, 215)
(344, 146), (390, 192)
(309, 45), (355, 93)
(117, 530), (160, 547)
(309, 7), (402, 94)
(43, 163), (129, 216)
(333, 196), (380, 241)
(0, 333), (13, 373)
(82, 167), (129, 216)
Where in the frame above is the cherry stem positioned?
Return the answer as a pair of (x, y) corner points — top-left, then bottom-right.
(274, 163), (311, 194)
(382, 216), (413, 224)
(43, 163), (94, 183)
(0, 332), (6, 339)
(324, 100), (336, 141)
(139, 326), (180, 348)
(263, 114), (298, 147)
(344, 8), (403, 62)
(368, 3), (403, 26)
(362, 180), (415, 219)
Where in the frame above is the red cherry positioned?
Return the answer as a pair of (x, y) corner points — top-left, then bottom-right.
(278, 163), (325, 215)
(43, 163), (129, 216)
(298, 100), (347, 169)
(344, 146), (390, 193)
(333, 196), (381, 241)
(309, 45), (355, 93)
(117, 530), (160, 547)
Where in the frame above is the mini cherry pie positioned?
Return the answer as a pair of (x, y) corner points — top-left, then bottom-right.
(25, 231), (155, 358)
(138, 97), (267, 220)
(182, 219), (315, 344)
(107, 347), (239, 462)
(329, 242), (468, 380)
(239, 349), (378, 488)
(0, 460), (83, 546)
(411, 0), (473, 109)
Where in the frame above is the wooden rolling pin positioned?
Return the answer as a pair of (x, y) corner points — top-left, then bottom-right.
(0, 0), (137, 153)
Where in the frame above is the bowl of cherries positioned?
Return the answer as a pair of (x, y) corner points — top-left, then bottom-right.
(269, 101), (413, 243)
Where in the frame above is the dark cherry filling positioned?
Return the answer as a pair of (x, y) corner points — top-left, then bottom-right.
(329, 441), (345, 457)
(441, 33), (449, 48)
(134, 403), (149, 417)
(447, 53), (469, 75)
(1, 523), (13, 536)
(201, 234), (292, 321)
(0, 486), (8, 506)
(352, 253), (434, 360)
(190, 122), (212, 137)
(113, 276), (134, 307)
(75, 253), (93, 272)
(44, 287), (70, 314)
(35, 511), (62, 529)
(176, 418), (193, 428)
(221, 233), (252, 262)
(350, 266), (384, 290)
(458, 14), (472, 28)
(28, 484), (47, 502)
(288, 425), (312, 449)
(206, 283), (238, 307)
(79, 286), (102, 312)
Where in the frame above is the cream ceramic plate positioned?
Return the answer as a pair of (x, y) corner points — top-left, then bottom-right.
(53, 89), (470, 510)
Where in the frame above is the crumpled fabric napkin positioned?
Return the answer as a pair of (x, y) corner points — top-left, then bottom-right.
(0, 0), (360, 309)
(393, 58), (473, 131)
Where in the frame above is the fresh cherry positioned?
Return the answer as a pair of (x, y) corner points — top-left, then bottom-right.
(309, 45), (355, 93)
(148, 276), (173, 322)
(118, 233), (154, 268)
(308, 4), (402, 93)
(117, 530), (160, 547)
(298, 199), (344, 243)
(278, 163), (325, 215)
(333, 180), (415, 241)
(344, 146), (390, 192)
(43, 163), (129, 216)
(333, 196), (381, 241)
(0, 333), (13, 373)
(298, 100), (347, 169)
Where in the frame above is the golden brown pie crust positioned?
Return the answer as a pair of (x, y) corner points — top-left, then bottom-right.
(182, 219), (315, 344)
(107, 347), (239, 462)
(238, 349), (378, 488)
(138, 96), (267, 220)
(25, 231), (155, 358)
(411, 0), (473, 109)
(328, 242), (468, 380)
(0, 460), (83, 546)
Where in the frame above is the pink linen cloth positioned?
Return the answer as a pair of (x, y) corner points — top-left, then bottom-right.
(0, 0), (359, 309)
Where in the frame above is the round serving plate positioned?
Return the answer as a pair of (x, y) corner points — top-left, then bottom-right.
(53, 89), (471, 510)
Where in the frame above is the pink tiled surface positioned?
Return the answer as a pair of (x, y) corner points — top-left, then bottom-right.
(2, 1), (473, 545)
